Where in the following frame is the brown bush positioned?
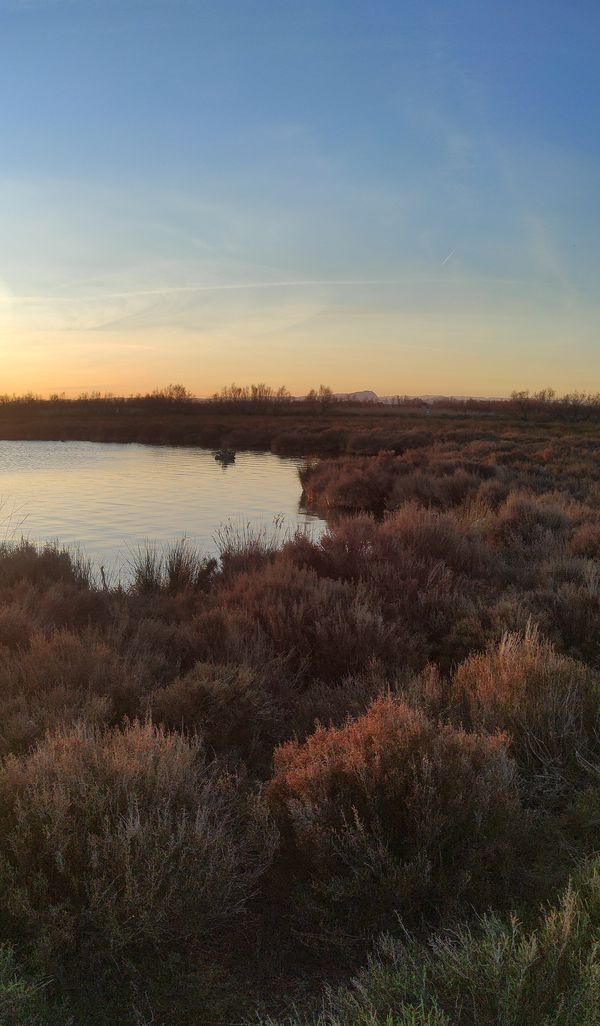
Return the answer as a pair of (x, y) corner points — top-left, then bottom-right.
(149, 660), (284, 766)
(0, 630), (132, 753)
(0, 605), (32, 651)
(299, 453), (399, 511)
(281, 514), (485, 673)
(346, 428), (433, 455)
(451, 627), (600, 788)
(0, 541), (91, 588)
(268, 696), (526, 947)
(489, 492), (572, 549)
(387, 468), (481, 510)
(217, 558), (412, 679)
(0, 722), (276, 983)
(379, 504), (490, 576)
(300, 452), (488, 515)
(569, 522), (600, 557)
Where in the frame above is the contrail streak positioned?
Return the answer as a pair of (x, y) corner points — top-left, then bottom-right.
(0, 273), (541, 305)
(441, 249), (456, 265)
(0, 279), (404, 304)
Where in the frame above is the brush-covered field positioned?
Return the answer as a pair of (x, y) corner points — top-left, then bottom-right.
(0, 413), (598, 1025)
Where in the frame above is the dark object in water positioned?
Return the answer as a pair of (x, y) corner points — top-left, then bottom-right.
(214, 448), (236, 464)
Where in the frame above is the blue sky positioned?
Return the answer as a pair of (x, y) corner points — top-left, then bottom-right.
(1, 0), (599, 395)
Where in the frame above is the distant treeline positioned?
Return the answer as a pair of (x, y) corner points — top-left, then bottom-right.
(2, 384), (600, 460)
(2, 383), (600, 421)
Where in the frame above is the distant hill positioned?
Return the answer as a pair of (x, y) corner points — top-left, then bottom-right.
(334, 390), (504, 404)
(334, 390), (380, 403)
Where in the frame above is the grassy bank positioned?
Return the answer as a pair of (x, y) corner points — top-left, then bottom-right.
(0, 419), (598, 1023)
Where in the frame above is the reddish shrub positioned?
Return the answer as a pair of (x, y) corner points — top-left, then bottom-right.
(217, 559), (413, 680)
(387, 469), (481, 510)
(451, 627), (600, 785)
(299, 453), (399, 511)
(379, 504), (490, 576)
(268, 696), (526, 946)
(489, 492), (571, 549)
(31, 582), (112, 630)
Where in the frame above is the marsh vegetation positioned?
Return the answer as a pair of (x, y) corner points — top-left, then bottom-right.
(0, 409), (598, 1024)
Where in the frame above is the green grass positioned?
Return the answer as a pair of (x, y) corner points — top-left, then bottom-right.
(265, 860), (599, 1026)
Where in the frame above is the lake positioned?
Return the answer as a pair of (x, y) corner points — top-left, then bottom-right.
(0, 440), (324, 583)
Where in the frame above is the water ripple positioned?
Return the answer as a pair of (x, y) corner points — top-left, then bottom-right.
(0, 441), (324, 582)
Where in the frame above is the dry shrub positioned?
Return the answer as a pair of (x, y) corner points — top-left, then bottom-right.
(387, 469), (480, 511)
(379, 504), (490, 576)
(475, 476), (511, 509)
(218, 559), (410, 680)
(117, 615), (200, 686)
(268, 696), (525, 947)
(489, 492), (572, 549)
(295, 514), (483, 672)
(0, 629), (129, 700)
(313, 511), (452, 581)
(288, 666), (400, 741)
(0, 630), (131, 753)
(149, 661), (284, 766)
(570, 522), (600, 557)
(299, 453), (398, 511)
(300, 452), (486, 515)
(34, 583), (111, 630)
(0, 686), (111, 760)
(0, 541), (91, 589)
(0, 605), (32, 652)
(296, 512), (480, 598)
(346, 428), (433, 455)
(0, 721), (276, 983)
(451, 627), (600, 787)
(436, 614), (490, 674)
(535, 567), (600, 667)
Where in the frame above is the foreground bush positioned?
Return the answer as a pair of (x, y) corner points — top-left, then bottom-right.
(0, 944), (62, 1026)
(0, 722), (276, 992)
(262, 859), (600, 1025)
(268, 697), (527, 948)
(451, 626), (600, 792)
(323, 859), (600, 1026)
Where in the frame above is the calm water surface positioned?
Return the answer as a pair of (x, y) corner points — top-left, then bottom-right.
(0, 441), (324, 582)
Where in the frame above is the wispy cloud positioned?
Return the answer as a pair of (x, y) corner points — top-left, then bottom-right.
(0, 273), (552, 307)
(0, 279), (407, 304)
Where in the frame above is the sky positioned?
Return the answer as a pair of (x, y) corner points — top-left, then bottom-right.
(1, 0), (599, 397)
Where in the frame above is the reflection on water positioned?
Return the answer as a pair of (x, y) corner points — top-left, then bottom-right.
(0, 441), (324, 582)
